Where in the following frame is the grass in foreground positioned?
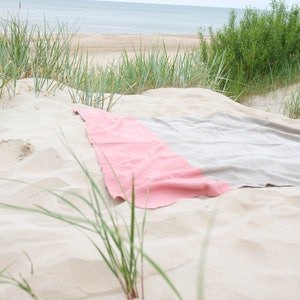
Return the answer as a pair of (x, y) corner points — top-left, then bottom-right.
(0, 266), (39, 300)
(0, 148), (215, 300)
(0, 139), (182, 300)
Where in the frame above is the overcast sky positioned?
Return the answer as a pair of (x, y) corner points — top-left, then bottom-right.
(100, 0), (299, 9)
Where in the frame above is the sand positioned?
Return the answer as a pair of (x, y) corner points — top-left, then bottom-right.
(0, 34), (300, 300)
(72, 33), (200, 65)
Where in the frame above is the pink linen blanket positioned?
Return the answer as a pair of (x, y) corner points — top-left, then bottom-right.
(75, 108), (230, 208)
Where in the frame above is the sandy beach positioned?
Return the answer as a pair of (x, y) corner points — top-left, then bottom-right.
(73, 33), (200, 65)
(0, 34), (300, 300)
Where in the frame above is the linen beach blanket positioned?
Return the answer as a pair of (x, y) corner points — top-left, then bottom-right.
(75, 108), (300, 208)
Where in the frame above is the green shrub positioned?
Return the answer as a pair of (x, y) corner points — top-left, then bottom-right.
(283, 90), (300, 118)
(199, 0), (300, 100)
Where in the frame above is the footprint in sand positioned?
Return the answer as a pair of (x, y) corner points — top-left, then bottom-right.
(0, 139), (33, 169)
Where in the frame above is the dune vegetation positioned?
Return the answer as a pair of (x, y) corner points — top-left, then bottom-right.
(199, 0), (300, 100)
(0, 0), (299, 111)
(0, 144), (183, 300)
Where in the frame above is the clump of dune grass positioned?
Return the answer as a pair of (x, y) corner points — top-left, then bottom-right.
(61, 41), (228, 99)
(0, 139), (182, 300)
(283, 90), (300, 118)
(0, 265), (38, 300)
(0, 16), (32, 97)
(97, 44), (228, 95)
(0, 16), (115, 109)
(199, 0), (300, 100)
(0, 14), (229, 107)
(65, 55), (118, 110)
(0, 16), (74, 97)
(31, 21), (77, 95)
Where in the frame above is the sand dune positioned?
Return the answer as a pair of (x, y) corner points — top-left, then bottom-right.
(0, 34), (300, 300)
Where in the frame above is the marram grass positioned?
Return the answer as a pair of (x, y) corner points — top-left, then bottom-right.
(0, 138), (183, 300)
(199, 0), (300, 101)
(283, 89), (300, 118)
(0, 14), (227, 108)
(0, 266), (39, 300)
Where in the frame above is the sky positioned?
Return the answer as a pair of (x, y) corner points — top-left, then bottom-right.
(99, 0), (299, 9)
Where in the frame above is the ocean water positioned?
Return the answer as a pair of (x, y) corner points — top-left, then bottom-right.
(0, 0), (245, 34)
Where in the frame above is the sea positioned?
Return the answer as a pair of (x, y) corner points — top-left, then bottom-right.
(0, 0), (245, 34)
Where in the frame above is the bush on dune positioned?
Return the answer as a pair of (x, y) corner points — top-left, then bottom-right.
(199, 0), (300, 100)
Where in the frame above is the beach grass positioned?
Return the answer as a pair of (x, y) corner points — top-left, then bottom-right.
(0, 14), (227, 108)
(0, 265), (39, 300)
(0, 139), (183, 300)
(283, 89), (300, 118)
(98, 44), (227, 95)
(199, 0), (300, 101)
(0, 16), (32, 97)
